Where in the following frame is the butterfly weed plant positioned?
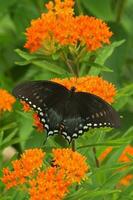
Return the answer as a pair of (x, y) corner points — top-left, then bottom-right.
(0, 0), (133, 200)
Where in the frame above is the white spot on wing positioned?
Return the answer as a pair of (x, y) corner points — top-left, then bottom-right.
(87, 123), (92, 126)
(83, 126), (88, 129)
(62, 132), (67, 136)
(39, 112), (44, 116)
(41, 118), (45, 123)
(72, 133), (78, 138)
(37, 107), (42, 111)
(94, 123), (97, 127)
(44, 124), (49, 130)
(48, 131), (53, 136)
(78, 130), (83, 134)
(66, 136), (71, 142)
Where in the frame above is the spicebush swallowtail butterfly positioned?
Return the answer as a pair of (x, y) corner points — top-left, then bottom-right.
(13, 80), (120, 143)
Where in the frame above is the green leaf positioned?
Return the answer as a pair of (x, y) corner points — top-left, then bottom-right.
(32, 60), (68, 75)
(0, 0), (17, 11)
(15, 49), (38, 60)
(66, 188), (121, 200)
(114, 83), (133, 110)
(89, 40), (125, 75)
(2, 128), (18, 145)
(81, 0), (114, 21)
(0, 122), (17, 132)
(15, 60), (31, 66)
(15, 49), (69, 75)
(89, 62), (113, 74)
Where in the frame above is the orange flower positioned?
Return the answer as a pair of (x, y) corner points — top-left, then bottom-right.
(20, 101), (44, 132)
(21, 100), (31, 112)
(119, 174), (133, 186)
(29, 148), (88, 200)
(118, 145), (133, 186)
(33, 113), (44, 132)
(29, 168), (70, 200)
(99, 145), (133, 186)
(76, 16), (112, 51)
(2, 148), (88, 199)
(119, 145), (133, 162)
(1, 148), (45, 189)
(99, 147), (113, 160)
(24, 0), (112, 53)
(52, 148), (88, 183)
(52, 76), (116, 103)
(0, 89), (16, 112)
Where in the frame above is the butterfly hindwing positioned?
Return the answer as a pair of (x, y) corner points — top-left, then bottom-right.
(59, 92), (120, 142)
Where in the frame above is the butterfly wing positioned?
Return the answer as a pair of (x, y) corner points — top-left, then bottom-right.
(13, 80), (69, 134)
(61, 91), (120, 142)
(13, 81), (120, 143)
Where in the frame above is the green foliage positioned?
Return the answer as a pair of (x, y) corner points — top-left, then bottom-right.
(0, 0), (133, 200)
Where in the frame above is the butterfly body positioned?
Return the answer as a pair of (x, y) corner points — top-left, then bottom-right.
(13, 80), (120, 142)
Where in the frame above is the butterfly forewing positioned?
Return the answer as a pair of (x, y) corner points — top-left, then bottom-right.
(13, 80), (69, 135)
(13, 80), (120, 143)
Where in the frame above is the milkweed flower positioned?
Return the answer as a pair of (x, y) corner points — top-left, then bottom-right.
(29, 148), (88, 200)
(33, 113), (44, 132)
(24, 0), (112, 53)
(99, 145), (133, 186)
(52, 148), (88, 183)
(1, 148), (88, 200)
(0, 89), (16, 112)
(52, 76), (116, 103)
(29, 168), (70, 200)
(20, 101), (44, 132)
(21, 100), (31, 112)
(1, 148), (45, 189)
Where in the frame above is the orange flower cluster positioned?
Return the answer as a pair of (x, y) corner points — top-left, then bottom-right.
(0, 89), (16, 112)
(24, 0), (112, 52)
(29, 168), (70, 200)
(1, 148), (45, 189)
(1, 148), (88, 200)
(53, 148), (88, 183)
(52, 76), (116, 103)
(99, 145), (133, 186)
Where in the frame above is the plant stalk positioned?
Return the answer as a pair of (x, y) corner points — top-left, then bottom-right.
(71, 139), (76, 152)
(93, 147), (100, 168)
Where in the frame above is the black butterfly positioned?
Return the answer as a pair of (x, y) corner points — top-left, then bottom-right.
(13, 80), (120, 143)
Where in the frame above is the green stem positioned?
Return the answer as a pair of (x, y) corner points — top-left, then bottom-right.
(61, 52), (76, 76)
(116, 0), (127, 23)
(92, 147), (100, 168)
(71, 139), (76, 151)
(76, 0), (83, 15)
